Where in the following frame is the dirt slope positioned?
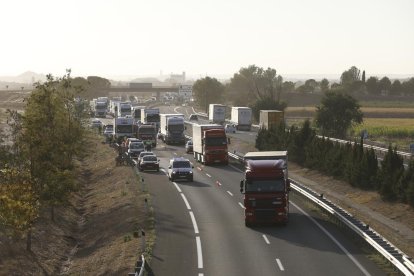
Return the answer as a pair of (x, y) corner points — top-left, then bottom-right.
(0, 136), (146, 275)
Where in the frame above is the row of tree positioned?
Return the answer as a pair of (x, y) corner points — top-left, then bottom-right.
(192, 65), (414, 118)
(0, 71), (90, 250)
(337, 66), (414, 96)
(255, 121), (414, 206)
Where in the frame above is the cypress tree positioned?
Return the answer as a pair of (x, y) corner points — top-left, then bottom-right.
(379, 145), (404, 201)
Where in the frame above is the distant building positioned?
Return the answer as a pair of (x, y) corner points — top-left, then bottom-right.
(170, 72), (186, 84)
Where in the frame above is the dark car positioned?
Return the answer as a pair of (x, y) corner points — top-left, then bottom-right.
(189, 114), (198, 121)
(139, 155), (160, 172)
(185, 140), (193, 153)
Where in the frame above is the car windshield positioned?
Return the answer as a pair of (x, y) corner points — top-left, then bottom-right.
(143, 156), (157, 162)
(173, 161), (191, 168)
(130, 143), (144, 149)
(140, 152), (154, 157)
(245, 179), (285, 192)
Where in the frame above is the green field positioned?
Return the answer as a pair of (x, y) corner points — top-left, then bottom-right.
(352, 118), (414, 150)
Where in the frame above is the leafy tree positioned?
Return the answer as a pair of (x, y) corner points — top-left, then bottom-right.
(320, 78), (330, 92)
(250, 97), (286, 122)
(390, 80), (402, 96)
(340, 66), (361, 86)
(315, 91), (363, 138)
(378, 77), (392, 95)
(402, 78), (414, 96)
(193, 77), (224, 113)
(304, 79), (318, 93)
(21, 72), (86, 220)
(0, 167), (39, 251)
(366, 76), (379, 95)
(282, 81), (295, 93)
(227, 65), (283, 105)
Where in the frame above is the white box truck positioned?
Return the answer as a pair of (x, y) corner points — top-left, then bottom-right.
(231, 107), (252, 131)
(160, 114), (186, 144)
(208, 104), (226, 124)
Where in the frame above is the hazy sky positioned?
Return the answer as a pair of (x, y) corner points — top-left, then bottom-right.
(0, 0), (413, 78)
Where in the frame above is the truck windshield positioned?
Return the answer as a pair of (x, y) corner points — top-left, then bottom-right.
(173, 161), (191, 168)
(246, 179), (285, 192)
(205, 137), (227, 146)
(169, 125), (184, 132)
(116, 125), (133, 133)
(139, 127), (155, 134)
(147, 114), (160, 122)
(121, 107), (131, 113)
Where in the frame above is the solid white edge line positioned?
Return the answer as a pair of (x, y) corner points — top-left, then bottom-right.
(262, 234), (270, 244)
(196, 236), (204, 269)
(205, 173), (211, 178)
(173, 182), (182, 193)
(229, 164), (243, 173)
(181, 193), (191, 210)
(198, 274), (204, 276)
(227, 191), (234, 196)
(291, 202), (371, 276)
(160, 168), (166, 173)
(238, 202), (245, 209)
(189, 211), (199, 234)
(276, 258), (284, 271)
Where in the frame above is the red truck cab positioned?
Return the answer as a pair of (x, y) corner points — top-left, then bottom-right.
(203, 128), (228, 165)
(193, 124), (228, 165)
(240, 159), (290, 226)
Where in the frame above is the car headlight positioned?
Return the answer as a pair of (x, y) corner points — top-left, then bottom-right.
(189, 171), (193, 174)
(172, 171), (177, 174)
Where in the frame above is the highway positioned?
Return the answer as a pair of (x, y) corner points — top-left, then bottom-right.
(94, 105), (387, 275)
(132, 105), (384, 275)
(144, 143), (385, 275)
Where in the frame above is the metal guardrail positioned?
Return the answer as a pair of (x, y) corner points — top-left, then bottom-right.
(227, 151), (414, 276)
(128, 254), (146, 276)
(316, 135), (412, 161)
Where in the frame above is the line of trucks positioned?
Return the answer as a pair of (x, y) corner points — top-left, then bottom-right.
(113, 105), (289, 226)
(190, 123), (289, 226)
(207, 104), (284, 131)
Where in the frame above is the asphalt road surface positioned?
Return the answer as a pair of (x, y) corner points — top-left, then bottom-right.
(142, 140), (385, 276)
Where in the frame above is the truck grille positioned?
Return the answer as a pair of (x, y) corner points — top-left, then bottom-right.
(255, 210), (275, 220)
(250, 199), (283, 208)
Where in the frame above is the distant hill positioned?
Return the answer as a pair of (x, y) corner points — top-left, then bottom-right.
(0, 71), (47, 84)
